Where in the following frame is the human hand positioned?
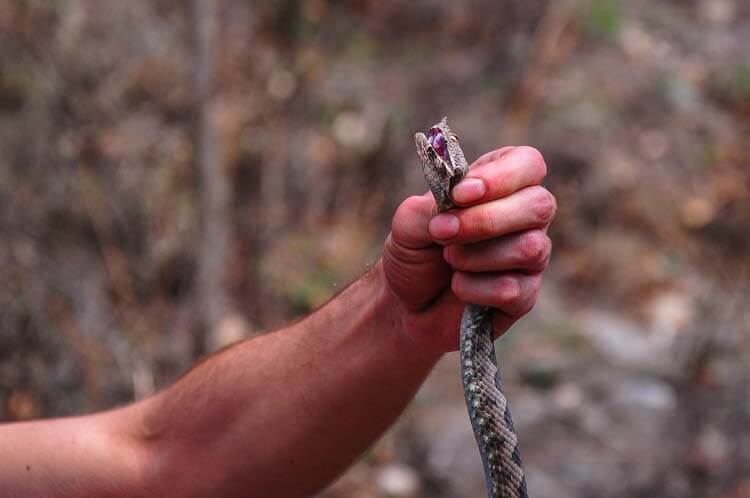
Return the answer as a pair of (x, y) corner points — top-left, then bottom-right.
(382, 146), (555, 353)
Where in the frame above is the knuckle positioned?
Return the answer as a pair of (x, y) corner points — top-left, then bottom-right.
(496, 277), (522, 307)
(519, 230), (551, 269)
(470, 207), (498, 239)
(383, 233), (422, 266)
(514, 297), (536, 318)
(528, 275), (542, 298)
(511, 280), (541, 318)
(517, 146), (547, 180)
(530, 187), (557, 225)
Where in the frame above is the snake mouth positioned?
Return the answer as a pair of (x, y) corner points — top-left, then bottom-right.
(428, 126), (456, 175)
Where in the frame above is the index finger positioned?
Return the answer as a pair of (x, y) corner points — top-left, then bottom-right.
(451, 146), (548, 206)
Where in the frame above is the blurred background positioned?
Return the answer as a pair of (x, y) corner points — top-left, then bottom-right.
(1, 0), (749, 496)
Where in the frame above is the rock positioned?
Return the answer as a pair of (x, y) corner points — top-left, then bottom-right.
(612, 378), (676, 411)
(374, 463), (420, 497)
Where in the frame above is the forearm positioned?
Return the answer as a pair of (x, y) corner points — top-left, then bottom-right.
(0, 412), (146, 498)
(129, 262), (440, 498)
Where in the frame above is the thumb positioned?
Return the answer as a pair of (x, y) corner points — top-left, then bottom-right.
(383, 194), (452, 312)
(390, 193), (436, 249)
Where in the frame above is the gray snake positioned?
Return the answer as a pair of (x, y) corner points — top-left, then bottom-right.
(415, 117), (528, 498)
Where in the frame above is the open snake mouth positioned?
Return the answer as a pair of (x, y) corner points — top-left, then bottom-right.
(427, 126), (456, 174)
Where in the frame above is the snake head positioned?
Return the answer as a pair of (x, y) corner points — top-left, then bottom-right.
(415, 116), (470, 212)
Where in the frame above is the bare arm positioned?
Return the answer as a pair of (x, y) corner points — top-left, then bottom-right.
(0, 410), (145, 498)
(128, 264), (440, 497)
(0, 146), (554, 498)
(0, 267), (436, 498)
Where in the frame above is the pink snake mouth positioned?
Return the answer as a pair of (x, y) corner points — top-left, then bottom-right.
(427, 126), (458, 175)
(428, 127), (449, 162)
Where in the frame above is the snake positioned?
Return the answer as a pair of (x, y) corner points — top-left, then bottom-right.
(415, 117), (528, 498)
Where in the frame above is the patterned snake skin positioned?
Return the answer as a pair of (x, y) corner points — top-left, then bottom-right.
(415, 118), (528, 498)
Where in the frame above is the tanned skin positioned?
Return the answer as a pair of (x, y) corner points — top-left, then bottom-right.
(0, 146), (555, 498)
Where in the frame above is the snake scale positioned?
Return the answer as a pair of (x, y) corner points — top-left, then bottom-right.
(415, 117), (528, 498)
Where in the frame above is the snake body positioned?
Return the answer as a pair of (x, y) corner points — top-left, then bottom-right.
(415, 117), (528, 498)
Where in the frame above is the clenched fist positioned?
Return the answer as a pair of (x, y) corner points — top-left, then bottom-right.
(382, 146), (556, 353)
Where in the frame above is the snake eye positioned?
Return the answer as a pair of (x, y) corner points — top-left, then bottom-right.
(450, 134), (459, 143)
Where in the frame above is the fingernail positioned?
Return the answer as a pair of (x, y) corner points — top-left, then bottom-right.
(429, 214), (460, 240)
(452, 178), (486, 204)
